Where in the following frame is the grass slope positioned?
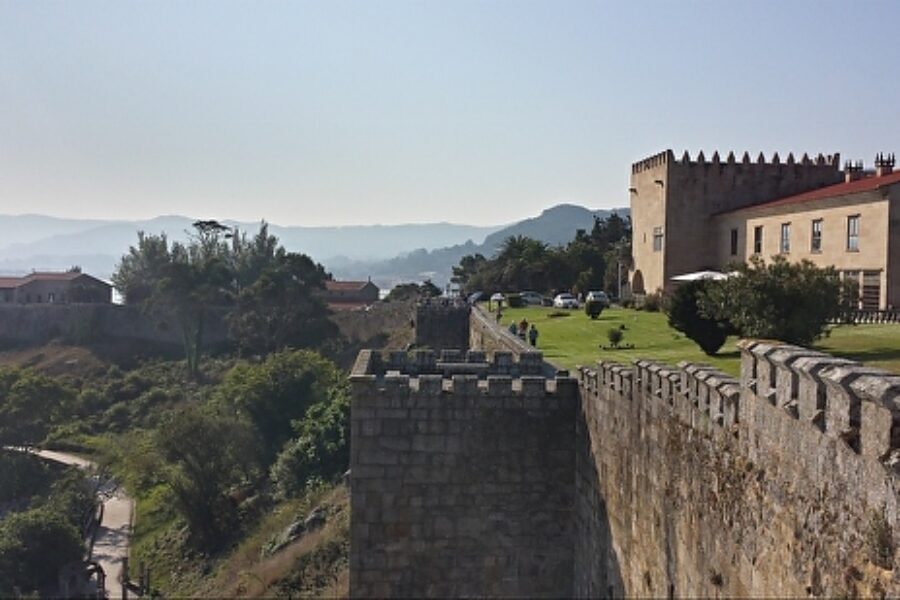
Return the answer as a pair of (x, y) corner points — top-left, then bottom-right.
(497, 306), (900, 376)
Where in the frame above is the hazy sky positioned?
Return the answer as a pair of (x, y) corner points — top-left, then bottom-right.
(1, 1), (898, 227)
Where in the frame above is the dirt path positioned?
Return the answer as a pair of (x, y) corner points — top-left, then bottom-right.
(35, 449), (133, 598)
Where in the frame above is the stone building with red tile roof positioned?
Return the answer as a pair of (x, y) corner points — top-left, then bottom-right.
(0, 270), (112, 304)
(324, 279), (379, 306)
(630, 150), (900, 309)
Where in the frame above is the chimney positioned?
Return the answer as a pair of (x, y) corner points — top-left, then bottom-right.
(844, 160), (865, 182)
(875, 152), (895, 177)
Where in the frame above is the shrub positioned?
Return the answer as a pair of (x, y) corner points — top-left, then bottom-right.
(584, 299), (604, 319)
(607, 327), (624, 348)
(640, 292), (663, 312)
(700, 256), (842, 345)
(505, 293), (524, 308)
(666, 280), (731, 355)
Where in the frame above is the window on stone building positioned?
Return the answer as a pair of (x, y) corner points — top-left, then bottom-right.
(729, 228), (738, 256)
(753, 226), (762, 254)
(652, 226), (663, 252)
(811, 219), (823, 253)
(780, 223), (791, 254)
(847, 215), (860, 251)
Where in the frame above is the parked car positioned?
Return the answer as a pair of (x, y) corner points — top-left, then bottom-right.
(553, 293), (579, 309)
(520, 291), (544, 306)
(585, 291), (610, 307)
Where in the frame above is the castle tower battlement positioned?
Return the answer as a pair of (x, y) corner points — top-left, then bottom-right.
(349, 348), (577, 598)
(629, 147), (845, 295)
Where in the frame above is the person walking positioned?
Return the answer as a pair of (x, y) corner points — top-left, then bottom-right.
(528, 324), (538, 347)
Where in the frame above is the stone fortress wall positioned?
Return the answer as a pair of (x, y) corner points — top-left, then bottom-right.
(414, 302), (470, 350)
(577, 342), (900, 598)
(351, 305), (900, 598)
(0, 303), (228, 348)
(349, 348), (577, 597)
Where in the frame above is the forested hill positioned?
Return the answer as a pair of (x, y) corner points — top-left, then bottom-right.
(327, 204), (629, 288)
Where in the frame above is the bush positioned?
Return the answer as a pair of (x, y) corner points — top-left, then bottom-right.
(505, 293), (524, 308)
(640, 292), (663, 312)
(700, 256), (842, 345)
(584, 299), (604, 319)
(607, 327), (624, 348)
(666, 280), (731, 355)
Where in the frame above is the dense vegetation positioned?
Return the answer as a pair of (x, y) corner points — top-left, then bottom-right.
(452, 213), (631, 296)
(667, 257), (851, 353)
(112, 221), (337, 377)
(0, 452), (95, 596)
(0, 220), (362, 596)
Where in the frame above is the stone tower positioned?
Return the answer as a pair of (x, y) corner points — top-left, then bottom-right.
(629, 149), (842, 294)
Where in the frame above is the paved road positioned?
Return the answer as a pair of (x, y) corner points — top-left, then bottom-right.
(34, 449), (133, 599)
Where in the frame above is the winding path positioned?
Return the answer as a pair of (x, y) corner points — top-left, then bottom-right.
(34, 449), (133, 598)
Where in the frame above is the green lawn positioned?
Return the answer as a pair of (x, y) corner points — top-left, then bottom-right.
(492, 305), (900, 377)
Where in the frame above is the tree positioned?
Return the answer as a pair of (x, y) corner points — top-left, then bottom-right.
(155, 406), (260, 548)
(699, 256), (843, 346)
(667, 280), (731, 355)
(0, 368), (75, 447)
(451, 253), (487, 291)
(215, 350), (345, 464)
(385, 280), (442, 302)
(112, 232), (173, 304)
(228, 250), (335, 356)
(0, 507), (84, 595)
(270, 381), (350, 498)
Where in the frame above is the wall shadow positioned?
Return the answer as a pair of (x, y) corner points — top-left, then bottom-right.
(574, 407), (626, 598)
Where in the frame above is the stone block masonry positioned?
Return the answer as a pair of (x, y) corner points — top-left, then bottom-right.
(414, 301), (470, 350)
(353, 306), (900, 597)
(350, 349), (578, 598)
(577, 343), (900, 598)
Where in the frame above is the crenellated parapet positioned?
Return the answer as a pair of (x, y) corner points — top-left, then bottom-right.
(631, 149), (674, 174)
(352, 347), (549, 379)
(578, 358), (739, 438)
(674, 150), (841, 168)
(740, 340), (900, 460)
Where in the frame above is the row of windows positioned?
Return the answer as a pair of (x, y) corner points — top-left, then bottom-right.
(730, 215), (861, 256)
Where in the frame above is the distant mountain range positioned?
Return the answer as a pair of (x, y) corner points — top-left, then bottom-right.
(328, 204), (629, 288)
(0, 215), (502, 279)
(0, 204), (627, 288)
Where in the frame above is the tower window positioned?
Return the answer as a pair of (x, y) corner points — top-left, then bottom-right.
(652, 227), (663, 252)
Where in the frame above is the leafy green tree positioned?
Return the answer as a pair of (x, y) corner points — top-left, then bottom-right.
(270, 382), (350, 498)
(667, 280), (731, 355)
(216, 350), (345, 464)
(452, 214), (630, 295)
(385, 280), (442, 302)
(112, 232), (173, 304)
(228, 251), (335, 356)
(0, 507), (83, 595)
(700, 256), (843, 345)
(451, 253), (487, 291)
(0, 368), (75, 446)
(155, 405), (260, 548)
